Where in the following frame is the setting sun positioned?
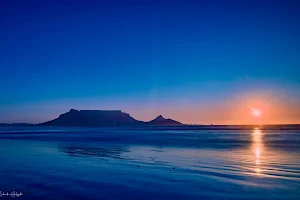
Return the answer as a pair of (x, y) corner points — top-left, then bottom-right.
(251, 108), (261, 117)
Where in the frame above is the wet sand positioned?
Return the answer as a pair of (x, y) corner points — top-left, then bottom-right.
(0, 127), (299, 199)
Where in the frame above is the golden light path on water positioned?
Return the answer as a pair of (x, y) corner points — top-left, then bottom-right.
(252, 128), (263, 175)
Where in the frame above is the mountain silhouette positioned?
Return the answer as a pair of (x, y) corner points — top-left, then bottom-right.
(39, 109), (143, 126)
(38, 109), (182, 127)
(148, 115), (182, 126)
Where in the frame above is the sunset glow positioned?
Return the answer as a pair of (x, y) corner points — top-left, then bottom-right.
(251, 108), (261, 117)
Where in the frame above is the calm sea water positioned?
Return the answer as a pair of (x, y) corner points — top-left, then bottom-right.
(0, 127), (299, 199)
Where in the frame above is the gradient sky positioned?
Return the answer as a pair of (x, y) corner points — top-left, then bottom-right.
(1, 0), (300, 124)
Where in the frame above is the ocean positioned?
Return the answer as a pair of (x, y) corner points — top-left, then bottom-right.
(0, 126), (299, 199)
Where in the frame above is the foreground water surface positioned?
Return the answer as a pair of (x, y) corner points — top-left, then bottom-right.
(0, 127), (299, 199)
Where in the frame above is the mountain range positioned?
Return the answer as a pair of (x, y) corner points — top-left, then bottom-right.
(37, 109), (182, 127)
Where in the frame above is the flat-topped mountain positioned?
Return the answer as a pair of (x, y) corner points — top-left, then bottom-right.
(38, 109), (182, 127)
(39, 109), (143, 126)
(148, 115), (182, 126)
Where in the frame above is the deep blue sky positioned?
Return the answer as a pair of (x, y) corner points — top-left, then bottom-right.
(1, 0), (300, 124)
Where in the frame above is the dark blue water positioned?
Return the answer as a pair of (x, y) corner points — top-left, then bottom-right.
(0, 127), (299, 199)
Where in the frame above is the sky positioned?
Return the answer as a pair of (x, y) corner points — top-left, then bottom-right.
(0, 0), (300, 125)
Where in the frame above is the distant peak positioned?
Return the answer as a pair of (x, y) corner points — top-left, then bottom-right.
(69, 109), (78, 112)
(147, 114), (182, 125)
(155, 115), (165, 120)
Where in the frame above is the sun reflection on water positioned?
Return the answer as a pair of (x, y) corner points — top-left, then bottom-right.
(252, 128), (263, 176)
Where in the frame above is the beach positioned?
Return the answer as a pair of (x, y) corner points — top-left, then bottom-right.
(0, 127), (299, 199)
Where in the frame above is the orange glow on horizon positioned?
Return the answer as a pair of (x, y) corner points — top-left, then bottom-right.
(110, 89), (300, 125)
